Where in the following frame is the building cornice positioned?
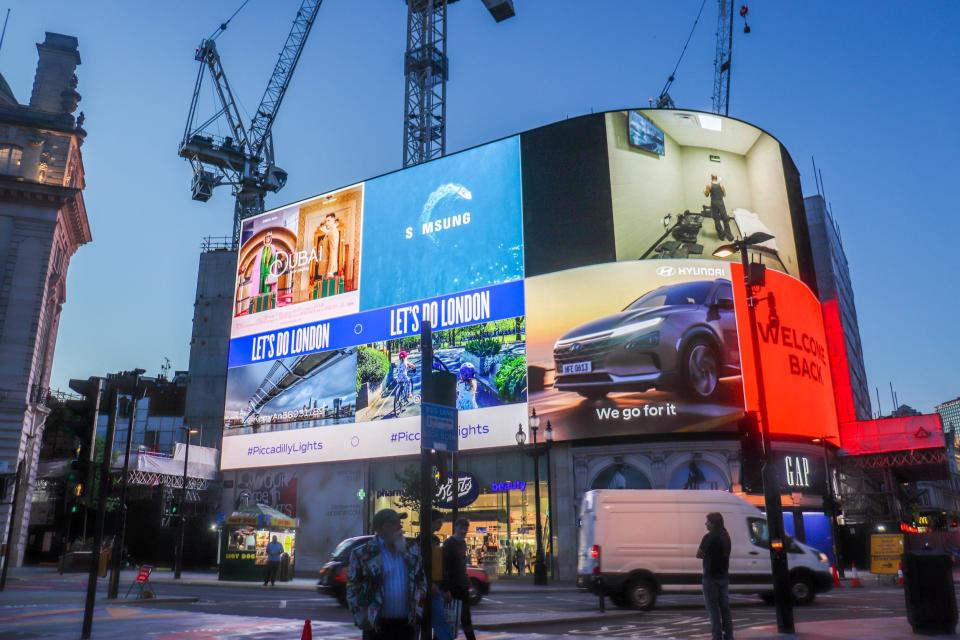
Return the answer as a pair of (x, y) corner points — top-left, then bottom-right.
(0, 175), (91, 246)
(0, 104), (76, 134)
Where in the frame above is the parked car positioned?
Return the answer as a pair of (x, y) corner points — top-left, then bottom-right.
(553, 279), (740, 400)
(318, 535), (490, 606)
(577, 489), (833, 609)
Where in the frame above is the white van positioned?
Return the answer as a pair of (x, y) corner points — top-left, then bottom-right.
(576, 489), (833, 610)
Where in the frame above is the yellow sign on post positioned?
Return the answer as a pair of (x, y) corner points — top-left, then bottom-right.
(870, 533), (904, 574)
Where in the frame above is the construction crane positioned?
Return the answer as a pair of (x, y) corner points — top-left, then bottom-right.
(402, 0), (516, 168)
(179, 0), (323, 244)
(712, 0), (750, 116)
(654, 0), (708, 109)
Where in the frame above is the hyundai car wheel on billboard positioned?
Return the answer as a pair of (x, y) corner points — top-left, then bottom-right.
(220, 109), (836, 471)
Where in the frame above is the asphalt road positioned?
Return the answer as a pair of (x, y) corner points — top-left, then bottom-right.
(0, 568), (947, 639)
(530, 589), (907, 638)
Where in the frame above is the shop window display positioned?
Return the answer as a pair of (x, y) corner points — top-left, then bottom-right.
(370, 452), (550, 577)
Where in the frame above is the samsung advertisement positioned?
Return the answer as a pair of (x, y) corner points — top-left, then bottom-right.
(221, 110), (830, 470)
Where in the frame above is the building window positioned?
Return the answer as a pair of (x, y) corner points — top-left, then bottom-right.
(0, 145), (22, 175)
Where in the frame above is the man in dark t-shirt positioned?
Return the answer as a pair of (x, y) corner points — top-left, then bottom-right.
(697, 512), (734, 640)
(442, 517), (476, 640)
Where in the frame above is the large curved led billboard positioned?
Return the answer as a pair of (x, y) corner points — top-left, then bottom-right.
(221, 109), (828, 470)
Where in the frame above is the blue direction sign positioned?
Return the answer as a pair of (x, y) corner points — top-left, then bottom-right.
(421, 402), (458, 452)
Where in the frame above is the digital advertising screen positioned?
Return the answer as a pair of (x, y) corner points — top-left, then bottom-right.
(526, 260), (745, 440)
(221, 109), (830, 470)
(605, 110), (801, 278)
(731, 264), (839, 442)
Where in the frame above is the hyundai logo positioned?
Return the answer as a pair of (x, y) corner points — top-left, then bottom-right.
(655, 266), (676, 277)
(569, 343), (583, 352)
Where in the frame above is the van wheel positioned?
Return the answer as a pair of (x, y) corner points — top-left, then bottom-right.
(626, 578), (657, 611)
(791, 574), (816, 605)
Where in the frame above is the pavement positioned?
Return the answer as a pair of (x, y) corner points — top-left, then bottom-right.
(2, 565), (958, 638)
(739, 617), (957, 639)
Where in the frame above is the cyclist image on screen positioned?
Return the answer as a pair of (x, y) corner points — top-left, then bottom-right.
(396, 351), (415, 399)
(457, 363), (478, 411)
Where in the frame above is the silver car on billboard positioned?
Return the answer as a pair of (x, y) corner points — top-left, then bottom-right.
(553, 279), (740, 400)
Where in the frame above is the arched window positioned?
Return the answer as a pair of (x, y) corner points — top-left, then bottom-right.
(590, 464), (651, 490)
(0, 144), (22, 175)
(667, 459), (730, 491)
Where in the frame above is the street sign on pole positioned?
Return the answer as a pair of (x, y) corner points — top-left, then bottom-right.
(421, 402), (458, 452)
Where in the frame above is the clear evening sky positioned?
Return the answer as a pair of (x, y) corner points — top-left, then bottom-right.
(3, 1), (957, 414)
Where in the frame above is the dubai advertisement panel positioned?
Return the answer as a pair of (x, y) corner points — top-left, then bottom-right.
(221, 110), (831, 470)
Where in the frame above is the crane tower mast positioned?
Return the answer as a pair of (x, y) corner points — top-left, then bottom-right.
(402, 0), (514, 168)
(712, 0), (733, 116)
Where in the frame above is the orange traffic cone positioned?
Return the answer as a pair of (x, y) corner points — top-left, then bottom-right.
(897, 561), (904, 587)
(831, 565), (842, 588)
(850, 562), (863, 588)
(301, 619), (313, 640)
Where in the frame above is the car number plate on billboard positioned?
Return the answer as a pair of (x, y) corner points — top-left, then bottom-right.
(562, 361), (592, 374)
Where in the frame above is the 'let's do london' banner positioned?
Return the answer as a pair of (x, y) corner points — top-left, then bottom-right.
(228, 280), (525, 368)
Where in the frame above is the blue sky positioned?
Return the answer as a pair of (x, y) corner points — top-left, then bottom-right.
(3, 1), (957, 413)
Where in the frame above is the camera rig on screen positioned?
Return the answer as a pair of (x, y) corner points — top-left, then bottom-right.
(640, 207), (709, 260)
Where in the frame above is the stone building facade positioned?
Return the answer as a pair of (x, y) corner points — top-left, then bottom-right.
(0, 33), (90, 566)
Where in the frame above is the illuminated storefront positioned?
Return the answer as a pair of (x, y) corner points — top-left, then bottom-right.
(370, 451), (549, 577)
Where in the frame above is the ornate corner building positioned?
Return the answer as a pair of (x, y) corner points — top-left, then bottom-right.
(0, 33), (90, 566)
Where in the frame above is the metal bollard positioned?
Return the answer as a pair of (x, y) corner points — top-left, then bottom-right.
(595, 575), (605, 612)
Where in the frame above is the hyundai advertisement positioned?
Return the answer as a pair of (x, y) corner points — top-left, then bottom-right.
(525, 261), (745, 440)
(221, 109), (831, 470)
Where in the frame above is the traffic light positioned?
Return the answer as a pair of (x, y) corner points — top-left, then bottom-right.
(423, 370), (456, 407)
(739, 412), (764, 493)
(68, 444), (90, 498)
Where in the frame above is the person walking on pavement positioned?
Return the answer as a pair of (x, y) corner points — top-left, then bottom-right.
(347, 509), (427, 640)
(697, 512), (734, 640)
(429, 510), (455, 640)
(443, 517), (478, 640)
(263, 535), (284, 586)
(514, 543), (526, 575)
(703, 174), (734, 242)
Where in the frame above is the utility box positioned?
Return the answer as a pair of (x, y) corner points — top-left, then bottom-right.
(903, 550), (958, 634)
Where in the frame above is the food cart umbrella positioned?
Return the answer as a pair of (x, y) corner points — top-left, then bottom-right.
(225, 503), (299, 529)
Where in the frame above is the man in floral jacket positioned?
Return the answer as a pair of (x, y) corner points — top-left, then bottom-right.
(347, 509), (427, 640)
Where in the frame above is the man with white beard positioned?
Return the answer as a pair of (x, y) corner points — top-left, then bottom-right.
(347, 509), (427, 639)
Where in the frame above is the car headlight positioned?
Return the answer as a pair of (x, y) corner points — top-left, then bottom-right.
(817, 552), (829, 564)
(625, 331), (660, 350)
(608, 316), (664, 338)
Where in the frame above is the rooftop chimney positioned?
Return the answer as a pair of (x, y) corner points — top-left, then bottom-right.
(29, 32), (81, 114)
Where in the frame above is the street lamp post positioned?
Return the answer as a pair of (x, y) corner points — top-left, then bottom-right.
(174, 426), (199, 580)
(108, 370), (151, 599)
(714, 233), (795, 633)
(518, 409), (548, 585)
(814, 436), (844, 578)
(545, 420), (555, 580)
